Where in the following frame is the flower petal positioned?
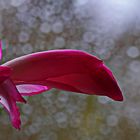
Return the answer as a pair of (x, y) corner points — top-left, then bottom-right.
(93, 64), (123, 101)
(0, 66), (12, 83)
(4, 79), (26, 103)
(46, 73), (102, 94)
(0, 95), (21, 129)
(3, 50), (101, 81)
(16, 84), (50, 96)
(0, 79), (26, 129)
(3, 49), (123, 101)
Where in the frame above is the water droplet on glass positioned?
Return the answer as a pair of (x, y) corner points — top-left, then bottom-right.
(27, 123), (41, 134)
(54, 112), (67, 124)
(57, 93), (69, 103)
(129, 60), (140, 73)
(52, 21), (64, 34)
(107, 115), (119, 126)
(22, 104), (33, 115)
(83, 31), (95, 43)
(54, 37), (65, 48)
(54, 112), (68, 128)
(126, 46), (139, 58)
(19, 31), (30, 43)
(40, 22), (51, 34)
(22, 43), (33, 54)
(100, 125), (111, 135)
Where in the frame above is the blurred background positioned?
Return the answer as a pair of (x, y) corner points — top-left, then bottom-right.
(0, 0), (140, 139)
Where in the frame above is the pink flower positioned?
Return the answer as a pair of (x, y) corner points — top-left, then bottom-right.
(0, 41), (26, 129)
(0, 40), (123, 129)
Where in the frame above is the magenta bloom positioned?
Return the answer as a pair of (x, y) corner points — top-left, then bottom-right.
(0, 41), (26, 129)
(0, 40), (123, 129)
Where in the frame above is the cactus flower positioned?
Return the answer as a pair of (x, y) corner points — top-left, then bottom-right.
(0, 40), (123, 129)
